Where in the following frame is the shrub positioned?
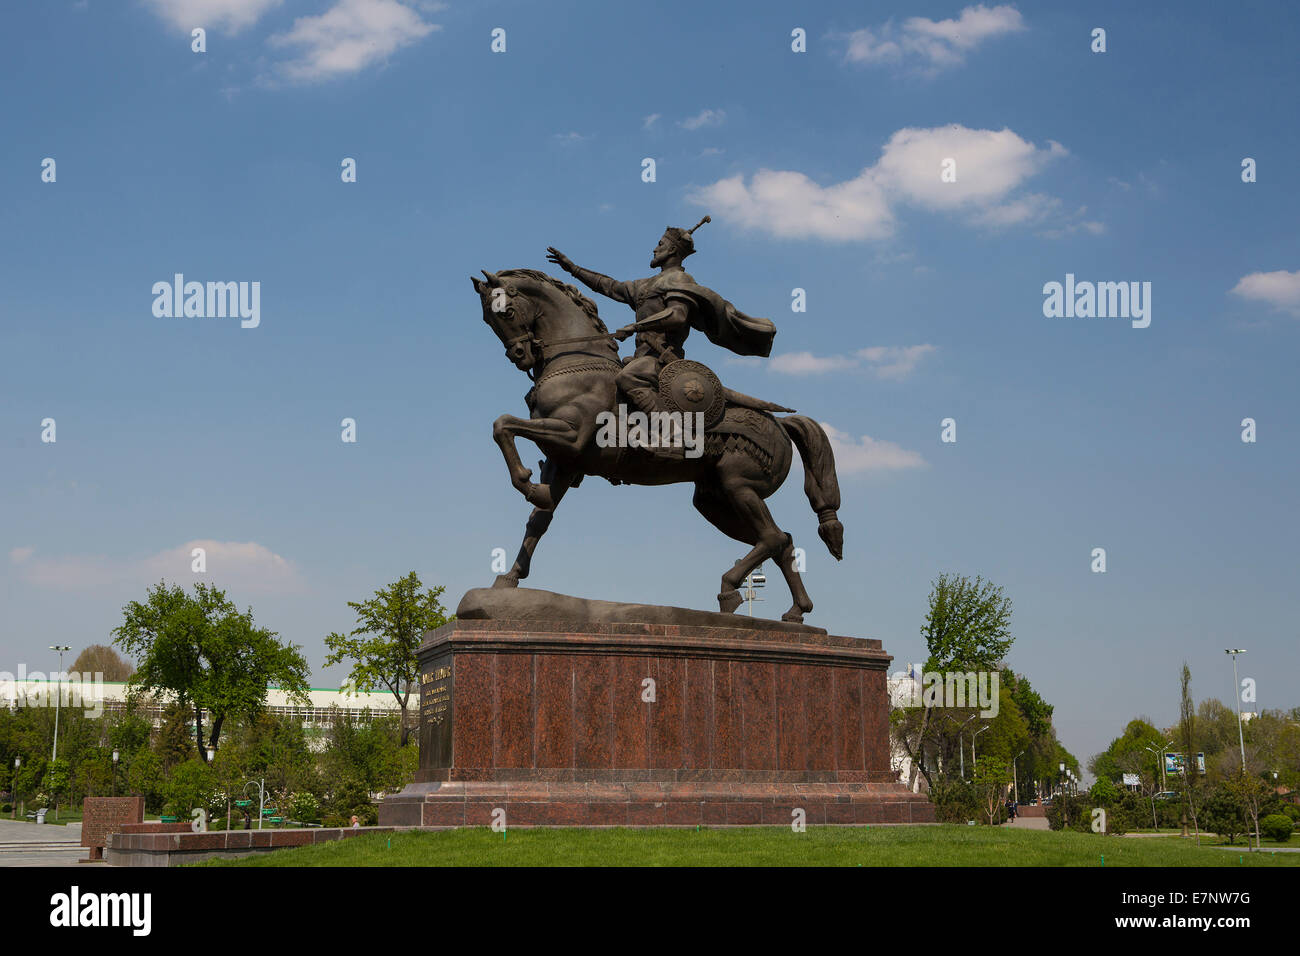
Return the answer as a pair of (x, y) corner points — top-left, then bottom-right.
(929, 779), (981, 825)
(162, 758), (220, 821)
(1282, 804), (1300, 824)
(1200, 787), (1246, 845)
(289, 791), (320, 825)
(1260, 814), (1293, 843)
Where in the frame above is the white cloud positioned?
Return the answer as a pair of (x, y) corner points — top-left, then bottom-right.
(768, 345), (936, 380)
(820, 424), (926, 475)
(680, 108), (726, 130)
(1230, 270), (1300, 316)
(268, 0), (437, 82)
(844, 4), (1025, 71)
(11, 540), (305, 594)
(876, 126), (1066, 211)
(143, 0), (282, 34)
(643, 113), (661, 129)
(769, 352), (860, 375)
(856, 344), (937, 380)
(695, 168), (894, 241)
(690, 124), (1067, 241)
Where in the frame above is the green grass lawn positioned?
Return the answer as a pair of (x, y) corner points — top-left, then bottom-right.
(193, 825), (1300, 867)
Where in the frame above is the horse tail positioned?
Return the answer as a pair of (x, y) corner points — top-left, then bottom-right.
(779, 415), (843, 560)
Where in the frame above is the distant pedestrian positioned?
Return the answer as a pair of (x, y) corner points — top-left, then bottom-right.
(350, 815), (360, 829)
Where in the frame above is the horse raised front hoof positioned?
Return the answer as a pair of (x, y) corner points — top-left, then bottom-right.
(524, 482), (555, 510)
(717, 589), (743, 614)
(492, 573), (520, 589)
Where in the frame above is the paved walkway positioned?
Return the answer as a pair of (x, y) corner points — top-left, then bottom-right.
(1005, 816), (1049, 830)
(0, 818), (93, 867)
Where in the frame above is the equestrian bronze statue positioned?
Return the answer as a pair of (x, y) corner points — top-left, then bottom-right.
(472, 218), (844, 623)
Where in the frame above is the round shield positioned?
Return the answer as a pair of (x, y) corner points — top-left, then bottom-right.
(659, 359), (725, 428)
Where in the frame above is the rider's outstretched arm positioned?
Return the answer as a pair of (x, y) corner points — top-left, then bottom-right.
(567, 264), (636, 304)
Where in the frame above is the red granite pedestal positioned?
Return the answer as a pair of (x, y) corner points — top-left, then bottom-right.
(380, 596), (933, 827)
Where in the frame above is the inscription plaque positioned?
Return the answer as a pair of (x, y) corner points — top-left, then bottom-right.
(419, 658), (454, 767)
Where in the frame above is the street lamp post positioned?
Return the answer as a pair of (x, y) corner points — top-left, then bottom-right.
(1059, 762), (1067, 828)
(11, 757), (19, 820)
(742, 565), (765, 616)
(957, 715), (976, 779)
(111, 749), (120, 797)
(1144, 743), (1163, 828)
(1225, 649), (1248, 774)
(49, 645), (71, 762)
(244, 778), (268, 830)
(972, 725), (990, 770)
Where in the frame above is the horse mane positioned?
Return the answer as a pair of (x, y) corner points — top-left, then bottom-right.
(500, 269), (609, 334)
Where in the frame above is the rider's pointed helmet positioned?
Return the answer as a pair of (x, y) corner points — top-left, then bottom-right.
(661, 215), (711, 260)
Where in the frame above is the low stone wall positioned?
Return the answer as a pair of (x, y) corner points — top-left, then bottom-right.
(106, 826), (392, 867)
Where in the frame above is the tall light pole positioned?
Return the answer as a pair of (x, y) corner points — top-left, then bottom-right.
(1225, 649), (1248, 774)
(1013, 750), (1025, 804)
(972, 724), (990, 769)
(11, 757), (19, 819)
(743, 565), (765, 616)
(49, 645), (71, 762)
(1144, 742), (1164, 828)
(958, 714), (976, 779)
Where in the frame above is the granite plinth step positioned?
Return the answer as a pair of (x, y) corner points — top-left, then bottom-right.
(382, 780), (936, 828)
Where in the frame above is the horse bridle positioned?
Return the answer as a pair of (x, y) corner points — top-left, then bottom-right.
(497, 286), (617, 381)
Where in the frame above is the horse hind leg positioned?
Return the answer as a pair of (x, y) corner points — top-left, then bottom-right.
(774, 537), (814, 623)
(723, 484), (813, 623)
(692, 484), (755, 613)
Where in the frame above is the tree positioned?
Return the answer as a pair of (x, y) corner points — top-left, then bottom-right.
(324, 572), (451, 746)
(1224, 766), (1273, 850)
(1200, 785), (1245, 845)
(113, 581), (309, 761)
(1089, 718), (1165, 784)
(1177, 663), (1202, 842)
(902, 573), (1014, 791)
(69, 645), (133, 682)
(973, 757), (1011, 825)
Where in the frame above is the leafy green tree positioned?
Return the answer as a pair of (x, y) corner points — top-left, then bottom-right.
(1089, 776), (1120, 807)
(126, 747), (166, 813)
(113, 581), (309, 760)
(1089, 718), (1166, 785)
(155, 702), (195, 769)
(324, 572), (451, 745)
(163, 758), (220, 820)
(900, 574), (1015, 791)
(321, 711), (415, 799)
(1176, 662), (1202, 841)
(1224, 764), (1273, 849)
(973, 757), (1011, 825)
(69, 644), (134, 682)
(1200, 786), (1245, 845)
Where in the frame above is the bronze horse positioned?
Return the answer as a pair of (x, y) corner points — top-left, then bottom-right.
(472, 268), (843, 623)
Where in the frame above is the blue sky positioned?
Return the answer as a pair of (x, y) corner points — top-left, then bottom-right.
(2, 0), (1298, 771)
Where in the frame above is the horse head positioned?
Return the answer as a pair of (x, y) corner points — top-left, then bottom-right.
(472, 268), (615, 376)
(472, 269), (543, 373)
